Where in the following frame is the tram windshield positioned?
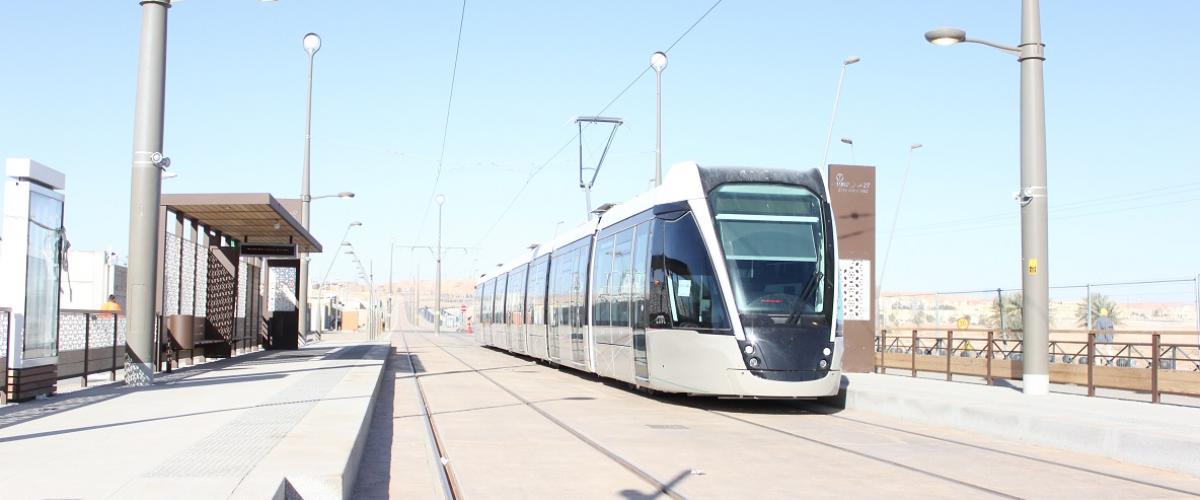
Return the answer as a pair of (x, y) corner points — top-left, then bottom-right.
(711, 184), (827, 317)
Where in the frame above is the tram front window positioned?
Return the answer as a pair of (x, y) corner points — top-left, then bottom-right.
(711, 184), (827, 318)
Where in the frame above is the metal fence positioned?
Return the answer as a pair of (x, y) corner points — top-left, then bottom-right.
(56, 310), (125, 387)
(876, 327), (1200, 404)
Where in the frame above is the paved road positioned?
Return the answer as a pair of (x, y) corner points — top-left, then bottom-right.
(354, 330), (1200, 499)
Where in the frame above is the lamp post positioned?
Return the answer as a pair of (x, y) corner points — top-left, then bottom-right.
(877, 143), (922, 320)
(434, 194), (445, 336)
(819, 56), (861, 178)
(125, 0), (171, 386)
(650, 51), (668, 186)
(297, 32), (322, 349)
(314, 222), (360, 339)
(924, 0), (1050, 395)
(840, 137), (855, 164)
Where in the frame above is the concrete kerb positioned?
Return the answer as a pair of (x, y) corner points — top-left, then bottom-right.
(835, 373), (1200, 478)
(230, 342), (390, 500)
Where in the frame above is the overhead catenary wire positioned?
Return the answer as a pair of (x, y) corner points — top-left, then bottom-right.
(415, 0), (470, 243)
(475, 0), (725, 245)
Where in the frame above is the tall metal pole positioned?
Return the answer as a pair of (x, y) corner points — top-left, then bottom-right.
(368, 259), (375, 340)
(654, 68), (662, 186)
(876, 144), (922, 313)
(387, 243), (394, 332)
(298, 33), (321, 346)
(819, 57), (859, 178)
(125, 0), (170, 387)
(650, 51), (667, 187)
(1018, 0), (1050, 395)
(435, 197), (444, 336)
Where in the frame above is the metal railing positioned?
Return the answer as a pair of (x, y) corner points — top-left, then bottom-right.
(876, 328), (1200, 404)
(57, 310), (125, 387)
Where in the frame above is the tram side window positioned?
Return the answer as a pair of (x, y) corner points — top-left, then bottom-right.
(495, 274), (508, 325)
(592, 236), (615, 331)
(631, 222), (650, 331)
(507, 267), (527, 326)
(528, 258), (548, 326)
(483, 279), (495, 326)
(610, 228), (634, 329)
(550, 248), (577, 329)
(660, 212), (730, 331)
(575, 245), (590, 328)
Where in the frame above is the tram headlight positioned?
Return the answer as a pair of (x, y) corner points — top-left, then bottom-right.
(743, 345), (755, 355)
(819, 359), (828, 369)
(748, 357), (761, 368)
(823, 347), (832, 357)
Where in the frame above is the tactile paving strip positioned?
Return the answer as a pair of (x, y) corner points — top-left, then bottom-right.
(143, 348), (369, 478)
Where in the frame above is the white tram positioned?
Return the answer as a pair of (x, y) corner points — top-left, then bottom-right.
(474, 162), (842, 398)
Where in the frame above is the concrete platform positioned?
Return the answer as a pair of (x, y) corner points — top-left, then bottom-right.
(0, 340), (388, 500)
(840, 372), (1200, 478)
(354, 330), (1200, 499)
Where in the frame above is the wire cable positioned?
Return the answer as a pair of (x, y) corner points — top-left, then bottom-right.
(475, 0), (725, 244)
(415, 0), (470, 243)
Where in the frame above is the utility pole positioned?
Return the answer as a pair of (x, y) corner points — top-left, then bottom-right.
(125, 0), (171, 386)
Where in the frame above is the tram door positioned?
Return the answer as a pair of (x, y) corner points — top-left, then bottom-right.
(631, 222), (652, 382)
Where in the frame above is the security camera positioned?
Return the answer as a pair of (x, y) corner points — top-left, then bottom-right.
(150, 152), (171, 169)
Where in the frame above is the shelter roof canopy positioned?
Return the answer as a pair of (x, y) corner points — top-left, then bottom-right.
(161, 193), (322, 253)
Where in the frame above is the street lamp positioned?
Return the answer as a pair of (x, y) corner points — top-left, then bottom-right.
(840, 137), (855, 164)
(434, 194), (445, 336)
(311, 191), (355, 200)
(819, 56), (860, 181)
(924, 0), (1050, 395)
(313, 221), (360, 340)
(877, 143), (923, 322)
(297, 31), (322, 349)
(650, 51), (668, 187)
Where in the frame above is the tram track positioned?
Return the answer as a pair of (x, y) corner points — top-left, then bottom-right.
(412, 331), (688, 500)
(697, 401), (1200, 498)
(412, 332), (1200, 498)
(397, 331), (463, 499)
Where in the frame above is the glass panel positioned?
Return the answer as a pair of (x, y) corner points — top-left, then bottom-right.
(711, 183), (827, 316)
(663, 213), (729, 330)
(611, 229), (634, 330)
(592, 236), (615, 330)
(24, 191), (63, 359)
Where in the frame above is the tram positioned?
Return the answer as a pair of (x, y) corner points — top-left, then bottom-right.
(474, 162), (842, 398)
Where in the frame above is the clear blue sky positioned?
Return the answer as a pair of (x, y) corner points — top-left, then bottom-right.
(1, 1), (1197, 293)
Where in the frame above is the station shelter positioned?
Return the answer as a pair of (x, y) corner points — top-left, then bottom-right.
(155, 193), (321, 369)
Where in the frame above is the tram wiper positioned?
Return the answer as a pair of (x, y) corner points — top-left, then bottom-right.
(786, 271), (824, 325)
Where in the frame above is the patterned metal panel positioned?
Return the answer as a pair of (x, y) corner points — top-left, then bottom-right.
(195, 241), (208, 316)
(270, 267), (298, 313)
(839, 259), (871, 321)
(164, 234), (181, 314)
(181, 238), (195, 315)
(206, 247), (239, 342)
(0, 309), (9, 356)
(58, 312), (88, 351)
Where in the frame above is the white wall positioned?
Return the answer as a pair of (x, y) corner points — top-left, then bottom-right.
(60, 250), (125, 311)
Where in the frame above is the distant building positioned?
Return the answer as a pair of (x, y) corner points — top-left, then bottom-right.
(60, 250), (126, 311)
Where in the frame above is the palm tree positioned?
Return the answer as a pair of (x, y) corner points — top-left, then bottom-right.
(989, 292), (1024, 339)
(1076, 293), (1121, 328)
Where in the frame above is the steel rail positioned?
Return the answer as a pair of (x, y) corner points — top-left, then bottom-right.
(398, 331), (462, 499)
(415, 331), (687, 500)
